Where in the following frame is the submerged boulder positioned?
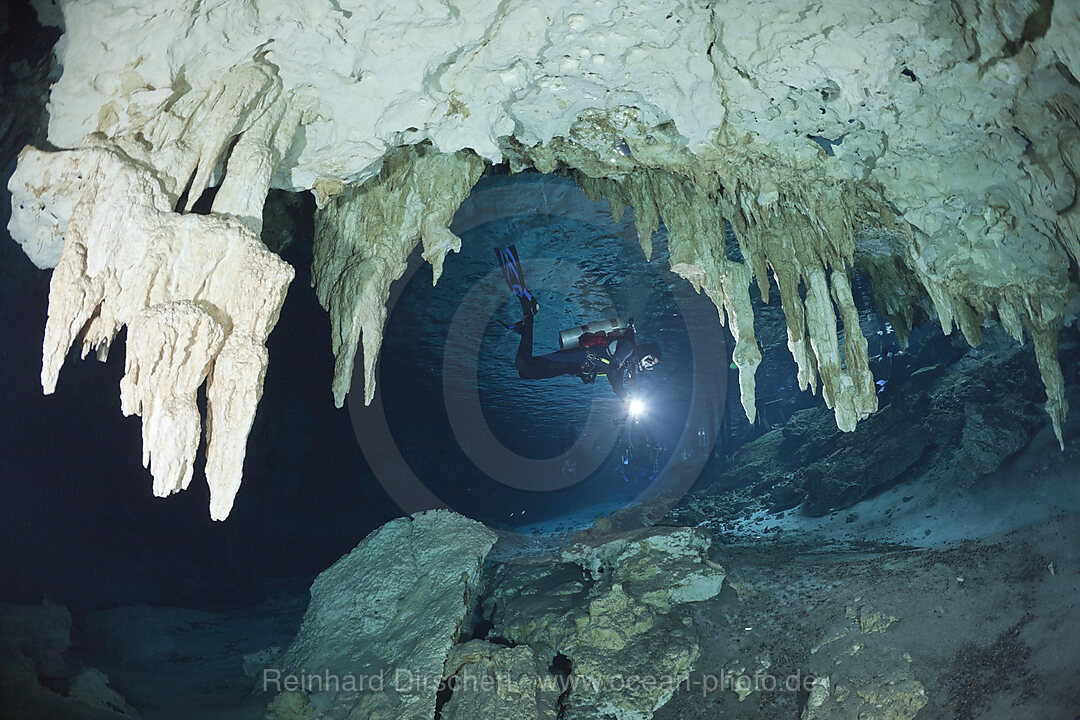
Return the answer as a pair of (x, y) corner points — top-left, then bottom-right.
(268, 510), (497, 720)
(0, 602), (139, 720)
(439, 640), (561, 720)
(484, 526), (726, 720)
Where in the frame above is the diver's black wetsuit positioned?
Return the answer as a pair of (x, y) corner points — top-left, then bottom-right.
(514, 314), (642, 398)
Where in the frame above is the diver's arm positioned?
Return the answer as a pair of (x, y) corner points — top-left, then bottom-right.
(607, 364), (629, 398)
(605, 336), (637, 398)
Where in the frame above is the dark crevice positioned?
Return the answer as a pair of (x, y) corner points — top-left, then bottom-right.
(467, 616), (494, 641)
(1055, 60), (1079, 88)
(550, 653), (573, 720)
(1002, 0), (1054, 58)
(807, 134), (844, 157)
(173, 171), (197, 213)
(37, 674), (71, 696)
(433, 674), (456, 719)
(1012, 126), (1033, 154)
(1021, 0), (1054, 44)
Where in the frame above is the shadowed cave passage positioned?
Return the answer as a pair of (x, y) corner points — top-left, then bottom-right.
(376, 172), (711, 528)
(371, 170), (905, 530)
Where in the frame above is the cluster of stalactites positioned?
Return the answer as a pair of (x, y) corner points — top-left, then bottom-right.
(7, 56), (307, 519)
(577, 168), (878, 432)
(907, 240), (1072, 450)
(312, 144), (485, 407)
(109, 56), (314, 230)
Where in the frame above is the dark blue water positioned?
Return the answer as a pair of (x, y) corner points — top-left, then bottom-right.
(369, 173), (728, 528)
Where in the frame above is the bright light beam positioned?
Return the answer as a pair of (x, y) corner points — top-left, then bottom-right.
(628, 398), (645, 418)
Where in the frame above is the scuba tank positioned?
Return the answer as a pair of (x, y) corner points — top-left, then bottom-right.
(558, 316), (631, 350)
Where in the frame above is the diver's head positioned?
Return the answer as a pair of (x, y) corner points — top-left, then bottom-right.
(637, 343), (661, 371)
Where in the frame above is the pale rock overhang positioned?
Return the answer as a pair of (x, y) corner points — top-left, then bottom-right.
(7, 0), (1078, 518)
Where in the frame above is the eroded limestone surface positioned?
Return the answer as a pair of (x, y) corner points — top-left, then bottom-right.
(269, 510), (498, 720)
(439, 640), (561, 720)
(312, 144), (484, 406)
(10, 146), (293, 520)
(484, 526), (727, 720)
(0, 602), (139, 720)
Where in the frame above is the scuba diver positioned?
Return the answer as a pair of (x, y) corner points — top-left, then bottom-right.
(496, 246), (662, 401)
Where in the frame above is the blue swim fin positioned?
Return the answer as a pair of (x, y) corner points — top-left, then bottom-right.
(495, 245), (538, 316)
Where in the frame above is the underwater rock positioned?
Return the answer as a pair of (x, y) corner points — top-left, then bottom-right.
(561, 526), (726, 611)
(439, 640), (560, 720)
(801, 599), (925, 720)
(670, 331), (1051, 521)
(269, 510), (497, 720)
(484, 526), (726, 720)
(0, 602), (139, 720)
(802, 644), (927, 720)
(6, 0), (1077, 520)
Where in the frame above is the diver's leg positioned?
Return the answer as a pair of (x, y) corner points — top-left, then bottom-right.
(514, 314), (536, 372)
(515, 316), (574, 379)
(519, 293), (538, 317)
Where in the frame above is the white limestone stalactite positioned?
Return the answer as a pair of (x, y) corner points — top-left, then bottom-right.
(578, 170), (763, 423)
(205, 334), (271, 520)
(146, 59), (285, 206)
(904, 204), (1073, 448)
(578, 164), (880, 431)
(120, 302), (225, 497)
(15, 146), (295, 520)
(676, 254), (760, 425)
(831, 269), (877, 422)
(724, 178), (878, 431)
(655, 173), (762, 425)
(211, 84), (313, 234)
(1028, 313), (1068, 451)
(9, 52), (305, 519)
(6, 0), (1078, 525)
(312, 145), (485, 407)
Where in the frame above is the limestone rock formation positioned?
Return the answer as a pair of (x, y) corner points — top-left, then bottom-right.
(0, 602), (139, 720)
(6, 0), (1079, 514)
(668, 329), (1055, 521)
(485, 526), (726, 720)
(312, 144), (484, 406)
(269, 510), (498, 720)
(7, 52), (309, 519)
(561, 525), (727, 611)
(801, 617), (928, 720)
(439, 640), (561, 720)
(9, 145), (294, 520)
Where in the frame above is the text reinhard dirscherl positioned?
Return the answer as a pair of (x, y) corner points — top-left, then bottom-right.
(261, 668), (818, 697)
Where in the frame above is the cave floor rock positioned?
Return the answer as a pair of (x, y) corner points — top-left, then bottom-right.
(652, 512), (1080, 719)
(32, 414), (1080, 720)
(691, 416), (1080, 551)
(69, 590), (308, 720)
(45, 510), (1080, 720)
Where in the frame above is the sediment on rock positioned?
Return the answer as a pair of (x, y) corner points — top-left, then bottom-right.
(483, 526), (727, 720)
